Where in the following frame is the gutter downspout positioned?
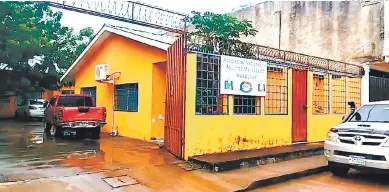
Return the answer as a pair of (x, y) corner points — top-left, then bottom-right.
(109, 72), (121, 137)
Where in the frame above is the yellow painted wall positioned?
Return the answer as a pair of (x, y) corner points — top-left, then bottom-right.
(184, 53), (362, 159)
(52, 86), (75, 97)
(74, 33), (166, 140)
(184, 53), (293, 159)
(151, 62), (166, 138)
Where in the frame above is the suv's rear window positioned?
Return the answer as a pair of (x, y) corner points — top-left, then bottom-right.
(57, 96), (95, 107)
(349, 104), (389, 122)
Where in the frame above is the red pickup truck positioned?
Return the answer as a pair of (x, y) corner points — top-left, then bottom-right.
(43, 94), (106, 139)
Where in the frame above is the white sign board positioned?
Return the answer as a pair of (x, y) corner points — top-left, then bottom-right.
(220, 55), (267, 96)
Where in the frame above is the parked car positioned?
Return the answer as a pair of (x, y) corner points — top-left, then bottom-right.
(325, 101), (389, 176)
(43, 94), (106, 139)
(15, 99), (47, 121)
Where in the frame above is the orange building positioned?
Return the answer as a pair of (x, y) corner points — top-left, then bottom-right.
(60, 25), (364, 160)
(61, 25), (173, 140)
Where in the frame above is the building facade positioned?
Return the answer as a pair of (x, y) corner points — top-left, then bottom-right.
(61, 19), (365, 160)
(183, 51), (362, 159)
(61, 25), (173, 140)
(233, 1), (383, 64)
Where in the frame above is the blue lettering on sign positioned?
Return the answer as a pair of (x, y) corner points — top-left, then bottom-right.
(225, 81), (233, 90)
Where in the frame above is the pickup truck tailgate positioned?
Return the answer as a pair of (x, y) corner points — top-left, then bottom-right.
(61, 107), (105, 121)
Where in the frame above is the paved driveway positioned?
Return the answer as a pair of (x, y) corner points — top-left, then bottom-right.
(0, 120), (229, 192)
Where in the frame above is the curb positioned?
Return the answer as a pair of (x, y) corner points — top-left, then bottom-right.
(234, 165), (329, 192)
(189, 143), (324, 172)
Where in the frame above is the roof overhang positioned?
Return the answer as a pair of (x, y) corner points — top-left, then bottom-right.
(370, 61), (389, 73)
(60, 25), (175, 82)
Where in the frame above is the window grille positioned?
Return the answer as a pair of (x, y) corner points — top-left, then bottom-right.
(233, 96), (260, 115)
(195, 54), (228, 115)
(265, 65), (288, 114)
(115, 83), (138, 112)
(81, 87), (97, 102)
(331, 75), (346, 114)
(312, 73), (329, 114)
(347, 77), (361, 113)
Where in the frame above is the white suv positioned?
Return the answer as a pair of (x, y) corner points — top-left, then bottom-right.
(325, 101), (389, 176)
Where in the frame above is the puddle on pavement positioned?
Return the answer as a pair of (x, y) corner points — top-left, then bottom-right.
(0, 120), (178, 183)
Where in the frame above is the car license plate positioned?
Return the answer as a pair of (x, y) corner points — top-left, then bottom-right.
(349, 155), (366, 165)
(80, 123), (88, 126)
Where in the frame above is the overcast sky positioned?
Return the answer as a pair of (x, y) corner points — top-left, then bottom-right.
(52, 0), (263, 33)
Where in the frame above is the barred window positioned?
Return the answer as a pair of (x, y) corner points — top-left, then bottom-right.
(233, 96), (260, 115)
(347, 77), (361, 113)
(265, 65), (288, 114)
(115, 83), (138, 112)
(312, 73), (329, 114)
(331, 75), (346, 114)
(81, 87), (97, 102)
(195, 54), (228, 115)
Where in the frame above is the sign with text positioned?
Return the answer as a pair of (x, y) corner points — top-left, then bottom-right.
(220, 55), (267, 96)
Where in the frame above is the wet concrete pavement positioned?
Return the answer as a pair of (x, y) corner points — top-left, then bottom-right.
(2, 120), (389, 192)
(0, 120), (230, 192)
(253, 171), (389, 192)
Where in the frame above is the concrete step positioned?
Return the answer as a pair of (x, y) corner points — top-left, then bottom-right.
(190, 155), (328, 192)
(189, 142), (324, 172)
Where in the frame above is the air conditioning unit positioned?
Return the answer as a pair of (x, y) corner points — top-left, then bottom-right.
(95, 64), (110, 81)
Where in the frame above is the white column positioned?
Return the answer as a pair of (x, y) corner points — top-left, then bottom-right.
(361, 65), (370, 104)
(385, 1), (389, 61)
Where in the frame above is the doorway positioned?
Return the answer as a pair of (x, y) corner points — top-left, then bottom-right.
(292, 69), (308, 143)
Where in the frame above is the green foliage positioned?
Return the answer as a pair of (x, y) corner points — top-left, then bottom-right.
(187, 11), (257, 40)
(0, 2), (94, 96)
(187, 11), (257, 56)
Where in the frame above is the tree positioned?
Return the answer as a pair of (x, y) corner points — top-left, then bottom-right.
(0, 2), (94, 96)
(186, 11), (257, 56)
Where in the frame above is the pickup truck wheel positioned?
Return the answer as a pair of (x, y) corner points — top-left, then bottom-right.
(91, 127), (101, 139)
(51, 125), (63, 137)
(328, 162), (349, 177)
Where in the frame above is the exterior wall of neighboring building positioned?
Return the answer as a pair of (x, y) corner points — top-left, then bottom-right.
(0, 96), (16, 119)
(74, 33), (167, 140)
(233, 1), (383, 64)
(0, 87), (73, 119)
(183, 52), (361, 160)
